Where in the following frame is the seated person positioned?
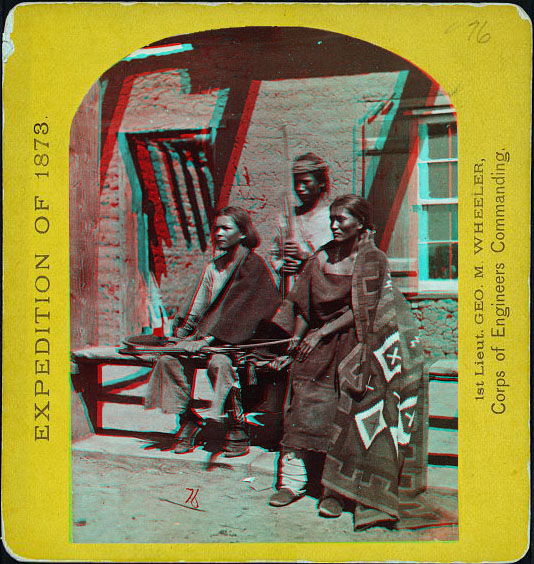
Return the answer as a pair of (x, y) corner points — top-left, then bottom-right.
(144, 207), (280, 457)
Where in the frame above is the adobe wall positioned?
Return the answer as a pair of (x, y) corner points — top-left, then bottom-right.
(228, 72), (407, 263)
(75, 67), (458, 362)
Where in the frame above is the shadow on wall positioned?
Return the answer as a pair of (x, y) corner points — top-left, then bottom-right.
(70, 26), (455, 351)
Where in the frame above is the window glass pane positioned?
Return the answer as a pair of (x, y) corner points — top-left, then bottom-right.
(427, 122), (457, 159)
(427, 162), (458, 198)
(427, 243), (458, 279)
(425, 205), (458, 241)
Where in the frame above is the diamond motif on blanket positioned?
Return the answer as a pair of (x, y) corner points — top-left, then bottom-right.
(355, 400), (387, 449)
(398, 396), (417, 445)
(374, 331), (402, 382)
(389, 425), (399, 454)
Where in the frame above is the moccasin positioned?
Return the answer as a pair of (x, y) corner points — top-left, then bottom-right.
(318, 496), (344, 518)
(269, 488), (302, 507)
(173, 419), (203, 454)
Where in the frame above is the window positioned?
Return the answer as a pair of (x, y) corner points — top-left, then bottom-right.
(417, 119), (458, 292)
(120, 129), (216, 277)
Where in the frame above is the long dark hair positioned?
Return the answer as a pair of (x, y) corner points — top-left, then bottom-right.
(330, 194), (374, 231)
(215, 206), (260, 250)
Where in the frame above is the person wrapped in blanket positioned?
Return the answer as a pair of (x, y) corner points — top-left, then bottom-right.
(144, 207), (280, 458)
(269, 194), (424, 531)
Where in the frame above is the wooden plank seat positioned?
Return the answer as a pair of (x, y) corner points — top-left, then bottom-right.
(71, 346), (289, 446)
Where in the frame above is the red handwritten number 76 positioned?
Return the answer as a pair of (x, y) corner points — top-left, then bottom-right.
(185, 488), (200, 508)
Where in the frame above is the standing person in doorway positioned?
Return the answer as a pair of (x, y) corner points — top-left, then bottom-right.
(270, 153), (332, 294)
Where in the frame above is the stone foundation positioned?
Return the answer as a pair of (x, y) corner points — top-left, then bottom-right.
(409, 297), (458, 365)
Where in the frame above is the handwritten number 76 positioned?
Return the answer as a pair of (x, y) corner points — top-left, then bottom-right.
(468, 20), (491, 43)
(185, 488), (200, 509)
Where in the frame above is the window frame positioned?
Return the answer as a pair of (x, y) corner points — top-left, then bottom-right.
(415, 111), (458, 294)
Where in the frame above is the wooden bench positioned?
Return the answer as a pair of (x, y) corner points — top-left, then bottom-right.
(71, 346), (288, 443)
(72, 346), (454, 490)
(71, 347), (155, 432)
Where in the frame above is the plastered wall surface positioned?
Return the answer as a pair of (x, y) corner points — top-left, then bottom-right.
(71, 35), (457, 360)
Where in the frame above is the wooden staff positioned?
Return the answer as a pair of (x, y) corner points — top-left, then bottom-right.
(280, 125), (296, 298)
(118, 338), (293, 357)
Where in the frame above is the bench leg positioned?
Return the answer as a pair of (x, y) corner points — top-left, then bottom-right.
(78, 364), (101, 433)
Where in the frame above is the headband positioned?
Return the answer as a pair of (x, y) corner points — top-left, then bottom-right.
(292, 154), (328, 175)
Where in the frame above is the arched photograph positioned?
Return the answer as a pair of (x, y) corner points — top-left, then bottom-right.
(69, 26), (458, 543)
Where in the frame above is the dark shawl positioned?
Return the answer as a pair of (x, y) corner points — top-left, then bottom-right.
(197, 249), (281, 345)
(321, 237), (425, 520)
